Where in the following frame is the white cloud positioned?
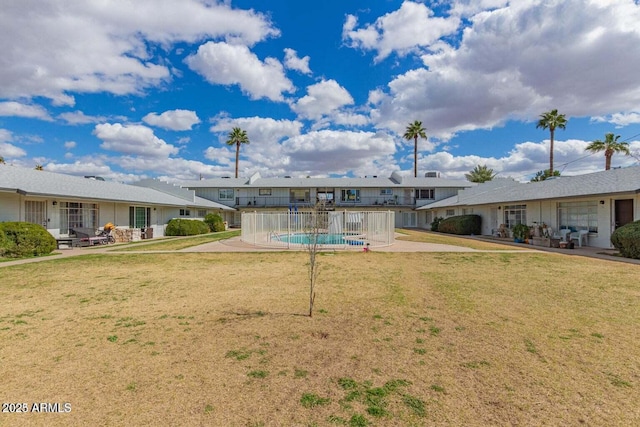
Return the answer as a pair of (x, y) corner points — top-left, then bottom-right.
(284, 48), (311, 75)
(208, 116), (303, 177)
(291, 79), (355, 120)
(44, 160), (114, 178)
(93, 123), (179, 158)
(185, 42), (294, 102)
(343, 1), (460, 62)
(0, 0), (279, 104)
(281, 130), (397, 177)
(417, 138), (640, 182)
(58, 111), (107, 125)
(0, 101), (52, 121)
(448, 0), (509, 18)
(592, 112), (640, 127)
(0, 141), (27, 159)
(64, 141), (77, 149)
(370, 0), (640, 140)
(0, 129), (13, 143)
(142, 109), (200, 131)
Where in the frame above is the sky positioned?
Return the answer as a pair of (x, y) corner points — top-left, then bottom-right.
(1, 0), (640, 183)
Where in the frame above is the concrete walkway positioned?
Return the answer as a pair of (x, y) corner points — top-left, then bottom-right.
(1, 233), (639, 268)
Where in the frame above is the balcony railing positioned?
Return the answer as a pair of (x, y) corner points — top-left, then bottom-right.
(233, 196), (416, 208)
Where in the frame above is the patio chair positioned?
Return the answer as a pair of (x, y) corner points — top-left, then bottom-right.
(552, 228), (571, 242)
(570, 230), (589, 247)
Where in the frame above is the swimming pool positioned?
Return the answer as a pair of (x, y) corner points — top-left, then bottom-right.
(241, 211), (395, 249)
(277, 233), (365, 245)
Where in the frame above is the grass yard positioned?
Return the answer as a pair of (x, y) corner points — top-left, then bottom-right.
(0, 245), (639, 425)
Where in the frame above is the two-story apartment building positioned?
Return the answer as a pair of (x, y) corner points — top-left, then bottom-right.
(179, 171), (475, 228)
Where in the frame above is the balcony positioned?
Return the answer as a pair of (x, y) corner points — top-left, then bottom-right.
(234, 196), (415, 208)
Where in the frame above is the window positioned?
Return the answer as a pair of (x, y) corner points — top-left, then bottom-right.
(129, 206), (151, 229)
(416, 188), (435, 199)
(558, 201), (598, 232)
(259, 188), (272, 196)
(341, 189), (360, 202)
(60, 202), (99, 234)
(446, 209), (455, 217)
(380, 188), (393, 196)
(25, 201), (46, 226)
(179, 209), (191, 216)
(219, 189), (234, 201)
(197, 209), (207, 218)
(503, 204), (527, 229)
(462, 208), (473, 215)
(290, 189), (310, 203)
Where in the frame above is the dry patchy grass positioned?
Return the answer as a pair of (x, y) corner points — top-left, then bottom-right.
(114, 230), (241, 252)
(396, 228), (524, 251)
(0, 251), (639, 426)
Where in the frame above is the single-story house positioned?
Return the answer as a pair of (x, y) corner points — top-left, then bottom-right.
(0, 165), (234, 239)
(417, 166), (640, 249)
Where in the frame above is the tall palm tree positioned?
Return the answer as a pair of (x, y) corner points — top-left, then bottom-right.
(34, 164), (44, 171)
(536, 109), (567, 175)
(586, 132), (630, 170)
(226, 127), (250, 178)
(465, 164), (496, 183)
(403, 120), (427, 177)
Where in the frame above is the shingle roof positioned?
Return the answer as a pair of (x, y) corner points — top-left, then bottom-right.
(417, 166), (640, 209)
(0, 165), (234, 210)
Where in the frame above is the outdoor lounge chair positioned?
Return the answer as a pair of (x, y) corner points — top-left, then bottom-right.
(69, 227), (108, 246)
(570, 230), (589, 247)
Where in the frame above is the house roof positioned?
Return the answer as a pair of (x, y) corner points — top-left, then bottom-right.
(417, 166), (640, 209)
(180, 171), (475, 189)
(0, 165), (234, 210)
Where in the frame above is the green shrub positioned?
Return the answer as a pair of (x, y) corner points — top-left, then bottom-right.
(611, 220), (640, 259)
(512, 223), (531, 241)
(165, 219), (210, 236)
(430, 216), (443, 232)
(0, 222), (57, 258)
(436, 215), (481, 235)
(204, 213), (225, 232)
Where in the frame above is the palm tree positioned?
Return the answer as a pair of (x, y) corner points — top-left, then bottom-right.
(34, 164), (44, 171)
(465, 164), (496, 183)
(536, 109), (567, 175)
(530, 169), (560, 182)
(586, 132), (630, 170)
(226, 127), (250, 178)
(0, 156), (5, 164)
(403, 120), (427, 178)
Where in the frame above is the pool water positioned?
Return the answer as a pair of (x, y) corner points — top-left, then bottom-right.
(278, 233), (365, 245)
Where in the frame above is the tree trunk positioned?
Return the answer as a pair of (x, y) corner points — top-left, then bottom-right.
(235, 142), (240, 178)
(605, 153), (612, 170)
(549, 128), (555, 174)
(414, 136), (418, 178)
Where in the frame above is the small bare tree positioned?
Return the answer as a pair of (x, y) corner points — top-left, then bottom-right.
(303, 200), (327, 317)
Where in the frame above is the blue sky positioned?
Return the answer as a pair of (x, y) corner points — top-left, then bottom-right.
(1, 0), (640, 183)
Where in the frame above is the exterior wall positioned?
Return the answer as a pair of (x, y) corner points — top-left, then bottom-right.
(194, 185), (470, 211)
(0, 193), (177, 239)
(0, 193), (22, 222)
(421, 193), (640, 249)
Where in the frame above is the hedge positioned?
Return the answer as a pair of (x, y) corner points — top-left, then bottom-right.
(611, 220), (640, 259)
(204, 213), (226, 232)
(436, 215), (482, 235)
(165, 218), (210, 236)
(0, 222), (57, 258)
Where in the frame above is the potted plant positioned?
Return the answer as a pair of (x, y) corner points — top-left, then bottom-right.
(512, 223), (530, 243)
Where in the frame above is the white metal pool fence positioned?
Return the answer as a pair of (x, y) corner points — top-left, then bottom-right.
(241, 210), (395, 249)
